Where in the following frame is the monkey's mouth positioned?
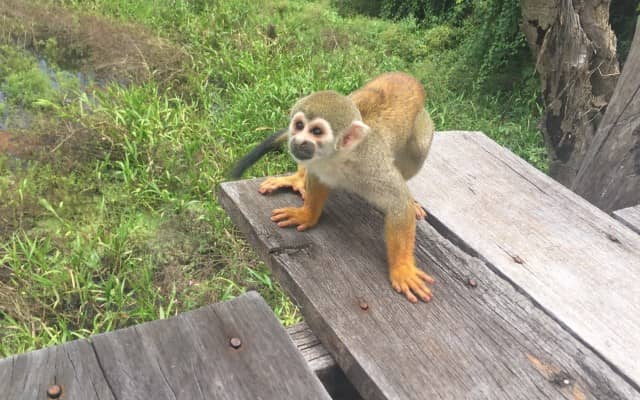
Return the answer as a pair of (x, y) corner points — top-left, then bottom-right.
(290, 142), (314, 161)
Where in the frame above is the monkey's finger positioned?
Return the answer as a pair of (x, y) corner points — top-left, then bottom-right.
(259, 185), (283, 195)
(272, 213), (295, 224)
(400, 283), (418, 303)
(271, 208), (291, 218)
(277, 220), (299, 228)
(416, 269), (435, 284)
(274, 215), (302, 227)
(409, 278), (432, 302)
(259, 178), (289, 195)
(403, 290), (419, 304)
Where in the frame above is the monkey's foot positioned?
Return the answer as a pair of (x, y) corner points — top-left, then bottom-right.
(259, 175), (306, 199)
(413, 201), (427, 220)
(390, 264), (435, 303)
(271, 207), (318, 231)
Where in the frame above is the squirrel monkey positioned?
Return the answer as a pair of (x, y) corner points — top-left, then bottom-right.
(231, 72), (435, 303)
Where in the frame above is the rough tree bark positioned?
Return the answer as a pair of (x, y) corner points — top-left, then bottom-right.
(571, 17), (640, 212)
(520, 0), (620, 185)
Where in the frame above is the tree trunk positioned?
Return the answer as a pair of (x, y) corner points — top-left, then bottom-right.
(571, 17), (640, 212)
(520, 0), (620, 185)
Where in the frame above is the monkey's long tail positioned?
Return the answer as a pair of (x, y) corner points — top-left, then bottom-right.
(229, 129), (288, 179)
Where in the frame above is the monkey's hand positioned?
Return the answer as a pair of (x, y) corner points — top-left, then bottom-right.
(413, 200), (427, 220)
(259, 172), (306, 199)
(390, 263), (435, 303)
(271, 207), (319, 231)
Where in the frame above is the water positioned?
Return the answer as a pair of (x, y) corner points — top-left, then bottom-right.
(0, 57), (94, 130)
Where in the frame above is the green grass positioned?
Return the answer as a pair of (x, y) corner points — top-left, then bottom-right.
(0, 0), (545, 356)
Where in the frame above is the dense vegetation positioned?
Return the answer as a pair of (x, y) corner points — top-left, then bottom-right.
(0, 0), (552, 356)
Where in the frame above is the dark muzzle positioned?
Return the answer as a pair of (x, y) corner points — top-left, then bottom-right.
(290, 141), (315, 160)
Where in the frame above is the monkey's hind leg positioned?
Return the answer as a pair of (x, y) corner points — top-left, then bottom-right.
(386, 200), (435, 303)
(259, 165), (307, 199)
(395, 108), (434, 220)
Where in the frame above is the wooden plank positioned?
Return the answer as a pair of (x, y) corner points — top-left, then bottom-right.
(287, 322), (363, 400)
(0, 292), (330, 400)
(571, 17), (640, 211)
(219, 179), (640, 400)
(287, 322), (335, 380)
(0, 339), (115, 400)
(613, 205), (640, 234)
(409, 131), (640, 387)
(90, 291), (330, 400)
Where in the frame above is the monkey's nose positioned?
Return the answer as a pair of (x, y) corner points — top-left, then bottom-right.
(291, 141), (314, 160)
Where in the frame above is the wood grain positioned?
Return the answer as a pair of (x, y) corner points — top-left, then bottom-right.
(409, 131), (640, 388)
(0, 339), (114, 400)
(219, 177), (640, 399)
(613, 205), (640, 234)
(0, 292), (330, 400)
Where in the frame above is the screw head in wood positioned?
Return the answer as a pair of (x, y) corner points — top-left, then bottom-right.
(550, 372), (573, 387)
(47, 384), (62, 399)
(512, 255), (524, 264)
(606, 233), (620, 243)
(229, 337), (242, 349)
(359, 301), (369, 310)
(467, 278), (477, 288)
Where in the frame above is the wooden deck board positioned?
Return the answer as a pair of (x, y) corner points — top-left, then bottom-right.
(409, 131), (640, 386)
(0, 292), (330, 400)
(613, 205), (640, 234)
(219, 175), (640, 399)
(287, 322), (363, 400)
(0, 339), (114, 400)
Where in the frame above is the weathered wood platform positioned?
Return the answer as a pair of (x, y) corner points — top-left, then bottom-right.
(219, 131), (640, 400)
(408, 132), (640, 386)
(614, 205), (640, 234)
(0, 292), (331, 400)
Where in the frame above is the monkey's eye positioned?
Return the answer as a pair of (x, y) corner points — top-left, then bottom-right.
(311, 127), (323, 136)
(295, 121), (304, 130)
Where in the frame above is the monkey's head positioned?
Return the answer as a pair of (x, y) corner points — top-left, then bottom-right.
(287, 91), (370, 164)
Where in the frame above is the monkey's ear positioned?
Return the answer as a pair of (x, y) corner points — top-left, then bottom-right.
(337, 121), (370, 150)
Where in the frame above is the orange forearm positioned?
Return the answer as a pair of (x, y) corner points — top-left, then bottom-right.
(385, 202), (416, 269)
(302, 173), (329, 224)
